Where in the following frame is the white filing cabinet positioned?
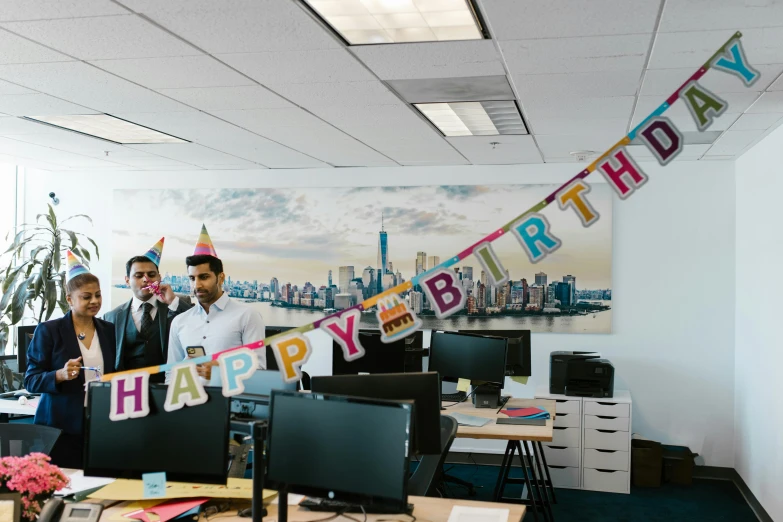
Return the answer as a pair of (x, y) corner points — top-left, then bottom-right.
(535, 388), (632, 494)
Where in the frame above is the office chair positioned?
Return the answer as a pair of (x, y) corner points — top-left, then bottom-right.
(0, 424), (61, 457)
(408, 415), (458, 497)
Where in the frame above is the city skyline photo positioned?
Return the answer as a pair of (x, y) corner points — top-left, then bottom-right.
(112, 183), (613, 333)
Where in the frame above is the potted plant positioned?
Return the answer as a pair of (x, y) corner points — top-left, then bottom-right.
(0, 453), (69, 521)
(0, 204), (99, 388)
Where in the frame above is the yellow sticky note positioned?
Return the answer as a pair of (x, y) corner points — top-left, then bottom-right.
(457, 378), (470, 392)
(511, 376), (529, 385)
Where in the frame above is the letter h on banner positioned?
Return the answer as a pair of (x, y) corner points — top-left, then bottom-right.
(110, 372), (150, 421)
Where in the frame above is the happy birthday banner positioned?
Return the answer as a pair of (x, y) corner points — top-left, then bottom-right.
(103, 32), (758, 419)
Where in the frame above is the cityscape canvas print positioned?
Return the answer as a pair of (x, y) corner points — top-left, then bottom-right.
(112, 184), (613, 334)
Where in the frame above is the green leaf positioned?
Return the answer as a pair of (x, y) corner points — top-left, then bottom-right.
(44, 277), (57, 321)
(10, 275), (35, 324)
(78, 246), (91, 263)
(0, 284), (13, 312)
(52, 232), (61, 272)
(0, 324), (8, 354)
(85, 236), (100, 260)
(57, 274), (68, 314)
(48, 204), (57, 229)
(61, 214), (93, 225)
(2, 264), (25, 293)
(61, 229), (78, 250)
(29, 245), (48, 260)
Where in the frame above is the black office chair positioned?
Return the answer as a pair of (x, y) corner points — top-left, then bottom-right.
(408, 415), (458, 497)
(0, 424), (61, 457)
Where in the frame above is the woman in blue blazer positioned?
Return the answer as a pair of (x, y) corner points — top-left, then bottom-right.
(24, 256), (116, 469)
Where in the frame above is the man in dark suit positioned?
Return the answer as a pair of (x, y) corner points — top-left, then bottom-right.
(104, 238), (192, 382)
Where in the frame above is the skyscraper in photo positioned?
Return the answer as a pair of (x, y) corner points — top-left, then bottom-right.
(339, 266), (355, 293)
(428, 256), (440, 270)
(535, 272), (547, 286)
(377, 214), (388, 293)
(328, 269), (332, 287)
(416, 251), (427, 275)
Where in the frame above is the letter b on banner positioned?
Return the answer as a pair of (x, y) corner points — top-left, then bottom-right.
(419, 268), (467, 319)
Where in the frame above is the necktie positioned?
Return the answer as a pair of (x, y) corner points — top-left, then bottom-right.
(140, 302), (155, 340)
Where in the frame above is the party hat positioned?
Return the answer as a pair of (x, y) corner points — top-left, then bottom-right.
(193, 224), (218, 257)
(66, 250), (90, 280)
(143, 237), (165, 266)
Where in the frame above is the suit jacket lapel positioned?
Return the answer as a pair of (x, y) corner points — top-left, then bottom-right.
(95, 320), (115, 374)
(114, 300), (132, 369)
(59, 311), (83, 361)
(157, 301), (168, 350)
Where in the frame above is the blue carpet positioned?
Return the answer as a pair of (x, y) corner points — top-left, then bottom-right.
(439, 463), (758, 522)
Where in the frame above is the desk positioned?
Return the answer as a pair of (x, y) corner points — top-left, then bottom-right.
(99, 496), (526, 522)
(0, 397), (38, 422)
(442, 398), (556, 522)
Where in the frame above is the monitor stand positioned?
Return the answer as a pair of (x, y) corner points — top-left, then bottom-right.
(472, 384), (503, 408)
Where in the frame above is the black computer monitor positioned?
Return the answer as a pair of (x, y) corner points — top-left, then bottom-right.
(459, 330), (531, 377)
(265, 390), (412, 513)
(84, 383), (230, 484)
(332, 331), (406, 375)
(311, 372), (441, 455)
(265, 326), (295, 371)
(429, 331), (508, 386)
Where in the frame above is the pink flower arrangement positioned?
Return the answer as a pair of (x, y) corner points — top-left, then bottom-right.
(0, 453), (70, 521)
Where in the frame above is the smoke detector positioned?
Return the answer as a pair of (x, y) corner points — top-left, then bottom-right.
(570, 150), (595, 162)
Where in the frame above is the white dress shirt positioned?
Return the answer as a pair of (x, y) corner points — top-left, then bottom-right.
(130, 294), (180, 332)
(79, 334), (105, 406)
(167, 292), (265, 386)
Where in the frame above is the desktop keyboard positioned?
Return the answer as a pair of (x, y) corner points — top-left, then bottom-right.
(300, 498), (413, 515)
(442, 391), (467, 403)
(227, 444), (251, 478)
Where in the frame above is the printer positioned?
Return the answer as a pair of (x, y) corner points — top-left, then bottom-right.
(550, 351), (615, 398)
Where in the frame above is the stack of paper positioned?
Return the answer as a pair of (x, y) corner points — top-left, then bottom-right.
(500, 407), (550, 419)
(449, 412), (492, 427)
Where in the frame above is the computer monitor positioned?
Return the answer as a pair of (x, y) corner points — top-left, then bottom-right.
(428, 331), (508, 386)
(311, 372), (441, 455)
(332, 331), (406, 375)
(459, 330), (531, 377)
(84, 383), (230, 484)
(265, 390), (412, 513)
(231, 369), (298, 420)
(265, 326), (294, 371)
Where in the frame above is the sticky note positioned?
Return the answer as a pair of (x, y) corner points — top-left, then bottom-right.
(143, 472), (166, 499)
(457, 378), (470, 392)
(511, 376), (529, 385)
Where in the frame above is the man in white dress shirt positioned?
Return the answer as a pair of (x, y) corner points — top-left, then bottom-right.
(167, 225), (265, 386)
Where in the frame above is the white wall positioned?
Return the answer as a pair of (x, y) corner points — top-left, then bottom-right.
(23, 160), (737, 465)
(735, 125), (783, 520)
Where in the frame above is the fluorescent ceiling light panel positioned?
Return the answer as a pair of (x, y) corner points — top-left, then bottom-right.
(303, 0), (483, 44)
(22, 114), (188, 144)
(415, 101), (527, 136)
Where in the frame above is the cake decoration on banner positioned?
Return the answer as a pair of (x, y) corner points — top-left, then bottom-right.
(376, 294), (422, 343)
(101, 31), (756, 420)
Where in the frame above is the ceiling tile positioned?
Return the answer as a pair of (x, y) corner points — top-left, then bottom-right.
(746, 91), (783, 113)
(90, 55), (254, 89)
(268, 81), (403, 107)
(351, 40), (504, 80)
(513, 70), (642, 100)
(0, 15), (201, 60)
(213, 108), (326, 134)
(627, 143), (711, 159)
(631, 95), (741, 132)
(308, 104), (427, 130)
(525, 95), (635, 122)
(0, 136), (134, 168)
(218, 49), (374, 84)
(0, 151), (66, 169)
(769, 73), (783, 91)
(705, 129), (764, 156)
(0, 62), (193, 113)
(386, 75), (513, 103)
(0, 78), (33, 95)
(659, 0), (783, 33)
(481, 0), (659, 40)
(500, 34), (650, 74)
(640, 64), (783, 95)
(0, 116), (70, 134)
(535, 132), (622, 157)
(700, 155), (735, 161)
(125, 142), (260, 166)
(730, 112), (783, 131)
(649, 27), (783, 70)
(633, 91), (760, 120)
(155, 86), (293, 111)
(0, 28), (73, 64)
(118, 0), (340, 53)
(445, 135), (542, 164)
(0, 1), (127, 22)
(0, 93), (95, 116)
(531, 117), (629, 136)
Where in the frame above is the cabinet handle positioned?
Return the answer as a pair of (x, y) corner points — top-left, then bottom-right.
(596, 449), (616, 453)
(597, 429), (617, 433)
(597, 415), (616, 419)
(549, 465), (567, 469)
(556, 399), (568, 403)
(597, 402), (616, 406)
(547, 446), (567, 450)
(553, 427), (567, 431)
(595, 469), (617, 474)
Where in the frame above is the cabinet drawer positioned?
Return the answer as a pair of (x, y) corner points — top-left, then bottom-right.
(584, 429), (630, 451)
(583, 468), (629, 494)
(583, 400), (630, 418)
(553, 412), (580, 428)
(584, 415), (630, 431)
(553, 399), (580, 415)
(548, 427), (580, 448)
(547, 466), (580, 488)
(583, 449), (629, 471)
(541, 446), (580, 467)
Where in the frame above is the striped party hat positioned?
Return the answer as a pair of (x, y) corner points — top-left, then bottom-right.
(143, 237), (164, 266)
(193, 224), (218, 257)
(66, 250), (90, 280)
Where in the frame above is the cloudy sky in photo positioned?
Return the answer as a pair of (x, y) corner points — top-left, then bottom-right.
(112, 184), (612, 289)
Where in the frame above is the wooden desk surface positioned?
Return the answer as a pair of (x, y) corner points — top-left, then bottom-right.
(101, 497), (525, 522)
(443, 398), (555, 442)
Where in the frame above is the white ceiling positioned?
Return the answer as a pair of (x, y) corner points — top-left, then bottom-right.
(0, 0), (781, 171)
